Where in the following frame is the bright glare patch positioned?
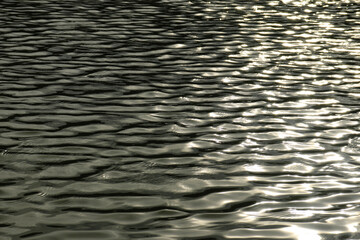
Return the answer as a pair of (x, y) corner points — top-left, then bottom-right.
(170, 43), (187, 48)
(296, 90), (314, 95)
(318, 14), (333, 20)
(346, 222), (359, 232)
(284, 30), (295, 35)
(319, 22), (333, 29)
(244, 164), (266, 173)
(221, 77), (232, 83)
(235, 6), (245, 10)
(285, 225), (321, 240)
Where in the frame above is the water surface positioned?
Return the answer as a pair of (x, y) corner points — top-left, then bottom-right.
(1, 0), (360, 239)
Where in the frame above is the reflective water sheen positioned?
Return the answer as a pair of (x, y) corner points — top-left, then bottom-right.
(1, 0), (360, 239)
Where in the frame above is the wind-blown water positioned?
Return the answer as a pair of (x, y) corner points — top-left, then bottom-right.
(1, 0), (360, 239)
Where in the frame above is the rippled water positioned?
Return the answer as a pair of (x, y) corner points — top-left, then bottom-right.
(2, 0), (360, 239)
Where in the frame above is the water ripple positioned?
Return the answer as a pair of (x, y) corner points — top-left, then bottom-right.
(2, 0), (360, 239)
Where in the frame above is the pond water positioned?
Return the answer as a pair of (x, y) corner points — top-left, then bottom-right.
(1, 0), (360, 239)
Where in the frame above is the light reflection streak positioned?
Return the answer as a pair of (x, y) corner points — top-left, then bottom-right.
(284, 218), (360, 239)
(284, 163), (314, 173)
(296, 152), (344, 163)
(244, 164), (265, 173)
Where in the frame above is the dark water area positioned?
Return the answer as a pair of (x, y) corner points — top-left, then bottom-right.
(1, 0), (360, 239)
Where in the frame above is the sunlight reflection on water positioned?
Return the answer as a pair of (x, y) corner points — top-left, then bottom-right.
(1, 0), (360, 239)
